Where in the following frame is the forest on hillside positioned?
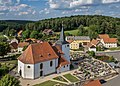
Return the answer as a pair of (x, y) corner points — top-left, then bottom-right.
(24, 15), (120, 40)
(0, 15), (120, 40)
(0, 20), (33, 36)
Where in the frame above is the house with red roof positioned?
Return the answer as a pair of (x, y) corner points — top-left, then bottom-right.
(43, 29), (54, 35)
(18, 26), (70, 79)
(18, 42), (29, 53)
(17, 30), (23, 37)
(87, 39), (103, 52)
(98, 34), (117, 48)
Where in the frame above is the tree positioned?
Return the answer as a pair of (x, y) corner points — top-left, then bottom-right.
(22, 29), (30, 39)
(0, 42), (10, 56)
(0, 65), (9, 76)
(30, 30), (39, 39)
(9, 29), (16, 36)
(77, 25), (84, 36)
(0, 74), (20, 86)
(88, 51), (95, 57)
(0, 36), (7, 42)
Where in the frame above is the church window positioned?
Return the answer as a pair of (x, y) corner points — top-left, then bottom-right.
(64, 66), (65, 68)
(40, 63), (43, 69)
(27, 66), (30, 68)
(67, 45), (69, 47)
(50, 61), (53, 67)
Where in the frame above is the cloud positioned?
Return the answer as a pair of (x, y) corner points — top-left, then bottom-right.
(0, 0), (36, 16)
(18, 12), (29, 15)
(48, 0), (120, 10)
(39, 8), (50, 14)
(0, 0), (20, 5)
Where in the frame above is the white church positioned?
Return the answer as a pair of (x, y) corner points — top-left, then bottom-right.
(18, 26), (71, 79)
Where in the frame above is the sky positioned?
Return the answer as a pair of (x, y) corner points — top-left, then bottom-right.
(0, 0), (120, 20)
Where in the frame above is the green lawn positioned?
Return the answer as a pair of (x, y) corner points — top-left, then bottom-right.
(56, 29), (79, 35)
(65, 29), (79, 35)
(34, 80), (65, 86)
(53, 76), (68, 83)
(63, 74), (79, 83)
(108, 47), (120, 50)
(0, 60), (17, 70)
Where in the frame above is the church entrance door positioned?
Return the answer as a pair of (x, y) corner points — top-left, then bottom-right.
(40, 71), (43, 76)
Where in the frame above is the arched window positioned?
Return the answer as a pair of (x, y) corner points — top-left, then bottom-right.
(50, 61), (53, 67)
(40, 63), (43, 69)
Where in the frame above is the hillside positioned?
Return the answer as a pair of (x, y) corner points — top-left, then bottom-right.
(0, 20), (33, 32)
(0, 15), (120, 41)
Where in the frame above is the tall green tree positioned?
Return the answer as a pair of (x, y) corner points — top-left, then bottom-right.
(30, 30), (39, 39)
(77, 25), (84, 36)
(0, 74), (20, 86)
(0, 42), (10, 56)
(0, 36), (7, 42)
(22, 29), (30, 39)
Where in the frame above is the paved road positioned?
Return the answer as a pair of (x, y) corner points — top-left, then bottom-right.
(96, 51), (120, 86)
(97, 51), (120, 61)
(102, 72), (120, 86)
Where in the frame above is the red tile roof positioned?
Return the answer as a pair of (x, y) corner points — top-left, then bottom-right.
(84, 80), (102, 86)
(53, 45), (64, 55)
(57, 56), (70, 69)
(67, 40), (74, 43)
(18, 42), (59, 64)
(18, 30), (23, 36)
(99, 34), (117, 43)
(87, 43), (96, 48)
(25, 38), (38, 43)
(18, 42), (29, 47)
(91, 39), (99, 45)
(43, 29), (53, 33)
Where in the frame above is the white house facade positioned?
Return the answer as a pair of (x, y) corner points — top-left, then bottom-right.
(98, 34), (117, 48)
(18, 42), (29, 53)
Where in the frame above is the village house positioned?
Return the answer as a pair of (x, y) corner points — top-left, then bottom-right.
(10, 42), (18, 52)
(25, 38), (38, 43)
(10, 38), (19, 44)
(18, 27), (70, 79)
(86, 39), (103, 52)
(17, 30), (23, 37)
(98, 34), (117, 48)
(43, 29), (54, 35)
(18, 42), (29, 53)
(66, 36), (90, 50)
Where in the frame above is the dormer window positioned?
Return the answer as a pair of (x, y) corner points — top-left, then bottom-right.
(48, 53), (51, 56)
(39, 55), (42, 57)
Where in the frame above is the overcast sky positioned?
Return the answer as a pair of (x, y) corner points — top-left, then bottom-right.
(0, 0), (120, 20)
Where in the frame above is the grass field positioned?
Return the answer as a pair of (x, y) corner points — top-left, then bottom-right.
(34, 80), (65, 86)
(53, 76), (68, 83)
(64, 29), (79, 35)
(56, 29), (79, 35)
(63, 74), (79, 83)
(108, 47), (120, 50)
